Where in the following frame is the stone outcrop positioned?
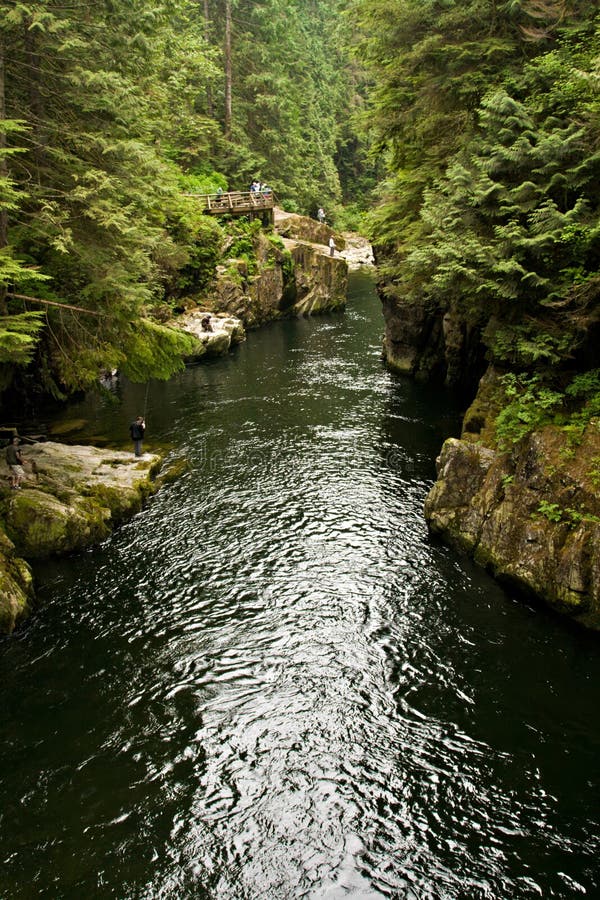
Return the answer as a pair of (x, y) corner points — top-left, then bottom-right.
(0, 442), (166, 633)
(178, 311), (245, 361)
(424, 420), (600, 630)
(281, 239), (347, 316)
(198, 217), (348, 327)
(274, 209), (346, 250)
(0, 529), (34, 634)
(380, 263), (600, 630)
(381, 292), (485, 391)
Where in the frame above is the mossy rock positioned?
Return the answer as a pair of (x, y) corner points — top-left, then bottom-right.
(0, 535), (34, 633)
(49, 418), (89, 436)
(4, 489), (111, 559)
(153, 457), (190, 489)
(83, 482), (142, 522)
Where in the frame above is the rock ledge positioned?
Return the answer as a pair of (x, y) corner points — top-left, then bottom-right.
(0, 441), (164, 633)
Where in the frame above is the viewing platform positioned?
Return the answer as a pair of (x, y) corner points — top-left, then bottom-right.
(185, 190), (275, 225)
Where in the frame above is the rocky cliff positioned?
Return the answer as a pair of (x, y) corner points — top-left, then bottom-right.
(382, 278), (600, 630)
(193, 215), (348, 328)
(425, 424), (600, 629)
(381, 292), (486, 393)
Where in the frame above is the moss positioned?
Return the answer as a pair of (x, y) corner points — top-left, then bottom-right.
(153, 457), (190, 489)
(84, 483), (136, 519)
(0, 543), (33, 634)
(49, 418), (89, 436)
(5, 490), (111, 559)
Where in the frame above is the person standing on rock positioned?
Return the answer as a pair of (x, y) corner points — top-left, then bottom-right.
(329, 236), (336, 257)
(129, 416), (146, 458)
(6, 436), (26, 489)
(317, 207), (325, 225)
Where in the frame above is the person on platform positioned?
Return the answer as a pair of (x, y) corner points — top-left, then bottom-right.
(329, 236), (336, 257)
(129, 416), (146, 458)
(5, 436), (26, 489)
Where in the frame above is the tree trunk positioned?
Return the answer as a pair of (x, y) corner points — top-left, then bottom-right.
(204, 0), (213, 116)
(0, 33), (8, 313)
(224, 0), (232, 139)
(24, 23), (43, 177)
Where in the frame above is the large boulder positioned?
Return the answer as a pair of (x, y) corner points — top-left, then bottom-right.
(283, 240), (347, 316)
(0, 530), (33, 634)
(0, 442), (164, 632)
(178, 310), (245, 360)
(424, 423), (600, 629)
(274, 208), (346, 250)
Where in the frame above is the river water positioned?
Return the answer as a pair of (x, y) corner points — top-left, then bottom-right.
(1, 271), (599, 899)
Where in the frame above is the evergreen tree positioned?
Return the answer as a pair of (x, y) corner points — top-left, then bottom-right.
(400, 9), (600, 320)
(0, 0), (218, 392)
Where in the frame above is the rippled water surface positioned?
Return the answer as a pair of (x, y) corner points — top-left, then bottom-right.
(2, 272), (600, 899)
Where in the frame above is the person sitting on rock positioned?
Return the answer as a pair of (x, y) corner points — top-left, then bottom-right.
(201, 314), (213, 332)
(5, 436), (26, 489)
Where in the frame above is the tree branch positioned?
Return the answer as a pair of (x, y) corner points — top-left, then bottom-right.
(7, 292), (105, 316)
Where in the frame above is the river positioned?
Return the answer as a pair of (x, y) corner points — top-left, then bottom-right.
(1, 271), (599, 899)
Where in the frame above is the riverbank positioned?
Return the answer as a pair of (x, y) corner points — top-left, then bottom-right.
(378, 265), (600, 630)
(0, 442), (171, 632)
(424, 374), (600, 630)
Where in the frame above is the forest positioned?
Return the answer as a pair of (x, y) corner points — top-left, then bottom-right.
(0, 0), (599, 430)
(355, 0), (600, 445)
(0, 0), (371, 403)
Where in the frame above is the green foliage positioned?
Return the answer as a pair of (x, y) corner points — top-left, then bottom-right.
(0, 312), (46, 365)
(534, 501), (600, 528)
(489, 323), (574, 366)
(179, 171), (228, 194)
(0, 1), (232, 390)
(536, 501), (563, 523)
(496, 373), (564, 447)
(226, 218), (264, 276)
(563, 369), (600, 435)
(588, 456), (600, 490)
(163, 201), (223, 296)
(354, 0), (600, 381)
(280, 249), (295, 286)
(120, 320), (198, 383)
(565, 369), (600, 401)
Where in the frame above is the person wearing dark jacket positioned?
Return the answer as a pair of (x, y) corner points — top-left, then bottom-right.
(129, 416), (145, 457)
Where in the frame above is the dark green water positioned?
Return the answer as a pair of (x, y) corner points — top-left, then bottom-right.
(1, 271), (600, 899)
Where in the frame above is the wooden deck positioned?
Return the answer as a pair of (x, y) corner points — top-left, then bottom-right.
(185, 191), (274, 222)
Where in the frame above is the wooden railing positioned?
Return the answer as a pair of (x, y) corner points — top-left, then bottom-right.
(184, 190), (275, 215)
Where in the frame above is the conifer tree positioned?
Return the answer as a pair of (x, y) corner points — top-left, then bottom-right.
(0, 0), (217, 391)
